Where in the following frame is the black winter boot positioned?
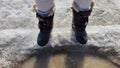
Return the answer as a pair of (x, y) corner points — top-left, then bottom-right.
(36, 13), (54, 46)
(72, 8), (92, 44)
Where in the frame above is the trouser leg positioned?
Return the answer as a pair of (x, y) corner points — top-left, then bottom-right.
(35, 0), (55, 17)
(73, 0), (92, 11)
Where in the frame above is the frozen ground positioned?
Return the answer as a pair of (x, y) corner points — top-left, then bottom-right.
(0, 0), (120, 68)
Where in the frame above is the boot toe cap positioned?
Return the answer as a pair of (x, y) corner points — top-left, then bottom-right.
(75, 31), (88, 44)
(76, 36), (88, 44)
(37, 41), (48, 46)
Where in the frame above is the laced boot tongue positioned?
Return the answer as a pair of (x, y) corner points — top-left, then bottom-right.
(40, 21), (52, 32)
(72, 7), (93, 31)
(73, 15), (88, 32)
(37, 14), (54, 32)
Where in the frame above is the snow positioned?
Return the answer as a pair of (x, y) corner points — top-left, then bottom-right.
(0, 0), (120, 68)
